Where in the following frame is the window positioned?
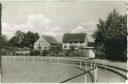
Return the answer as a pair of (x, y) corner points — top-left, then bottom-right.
(38, 44), (41, 49)
(64, 46), (67, 49)
(73, 45), (78, 48)
(47, 46), (49, 48)
(80, 41), (83, 43)
(44, 46), (46, 49)
(79, 45), (84, 48)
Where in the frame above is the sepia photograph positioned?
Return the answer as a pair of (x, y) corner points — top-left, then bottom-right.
(0, 0), (127, 83)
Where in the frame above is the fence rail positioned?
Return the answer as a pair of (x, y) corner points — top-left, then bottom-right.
(2, 56), (98, 83)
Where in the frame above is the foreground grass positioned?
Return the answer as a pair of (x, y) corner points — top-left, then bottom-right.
(2, 62), (92, 83)
(1, 56), (126, 83)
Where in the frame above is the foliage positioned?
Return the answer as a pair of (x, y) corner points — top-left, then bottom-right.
(58, 46), (88, 57)
(1, 46), (16, 56)
(10, 31), (25, 48)
(23, 31), (39, 50)
(30, 50), (41, 56)
(41, 50), (49, 56)
(69, 49), (88, 57)
(28, 47), (89, 57)
(93, 9), (127, 61)
(9, 31), (39, 49)
(1, 34), (8, 49)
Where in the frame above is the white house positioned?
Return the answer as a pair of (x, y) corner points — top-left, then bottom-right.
(62, 33), (88, 49)
(34, 35), (61, 50)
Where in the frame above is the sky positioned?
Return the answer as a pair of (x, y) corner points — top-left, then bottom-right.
(1, 1), (127, 42)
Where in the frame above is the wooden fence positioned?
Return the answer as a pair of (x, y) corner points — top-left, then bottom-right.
(2, 56), (98, 83)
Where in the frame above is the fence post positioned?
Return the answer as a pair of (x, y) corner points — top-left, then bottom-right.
(50, 57), (51, 64)
(80, 61), (81, 68)
(91, 62), (92, 69)
(41, 57), (43, 63)
(84, 73), (87, 82)
(94, 65), (97, 82)
(24, 56), (25, 62)
(72, 60), (74, 66)
(14, 56), (15, 62)
(86, 62), (87, 70)
(58, 57), (59, 64)
(0, 72), (1, 83)
(33, 57), (34, 63)
(4, 56), (6, 62)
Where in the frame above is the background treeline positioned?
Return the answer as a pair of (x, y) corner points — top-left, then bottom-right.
(1, 31), (39, 55)
(2, 31), (39, 50)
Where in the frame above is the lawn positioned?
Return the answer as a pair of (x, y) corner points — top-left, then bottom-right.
(1, 61), (92, 83)
(1, 56), (126, 83)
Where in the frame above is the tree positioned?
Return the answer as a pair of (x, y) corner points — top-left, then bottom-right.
(23, 31), (39, 50)
(93, 9), (127, 61)
(9, 36), (20, 48)
(15, 31), (25, 48)
(9, 31), (39, 50)
(9, 31), (25, 48)
(1, 35), (7, 49)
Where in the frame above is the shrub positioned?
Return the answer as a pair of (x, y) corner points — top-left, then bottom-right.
(30, 50), (41, 56)
(69, 49), (88, 57)
(41, 50), (49, 56)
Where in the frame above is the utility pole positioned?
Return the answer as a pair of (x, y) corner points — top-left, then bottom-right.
(0, 3), (2, 83)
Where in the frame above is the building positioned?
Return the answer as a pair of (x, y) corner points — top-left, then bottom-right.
(62, 33), (88, 49)
(88, 42), (94, 47)
(34, 35), (61, 50)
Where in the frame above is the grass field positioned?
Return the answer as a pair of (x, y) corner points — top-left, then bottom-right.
(1, 61), (92, 83)
(1, 56), (126, 83)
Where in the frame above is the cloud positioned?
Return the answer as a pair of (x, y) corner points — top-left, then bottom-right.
(71, 26), (85, 33)
(26, 14), (63, 41)
(2, 14), (63, 41)
(44, 31), (63, 37)
(43, 30), (63, 42)
(27, 14), (50, 29)
(2, 23), (32, 39)
(49, 27), (61, 32)
(2, 14), (97, 42)
(71, 22), (97, 42)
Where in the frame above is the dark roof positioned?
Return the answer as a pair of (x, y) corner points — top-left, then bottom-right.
(62, 33), (87, 43)
(42, 35), (58, 44)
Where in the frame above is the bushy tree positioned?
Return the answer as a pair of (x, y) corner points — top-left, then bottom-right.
(23, 31), (39, 50)
(93, 9), (127, 61)
(9, 31), (25, 48)
(9, 31), (39, 49)
(1, 35), (8, 49)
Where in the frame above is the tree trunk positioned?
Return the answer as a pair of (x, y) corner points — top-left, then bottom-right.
(0, 3), (2, 73)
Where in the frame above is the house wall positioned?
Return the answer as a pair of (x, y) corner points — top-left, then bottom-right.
(50, 44), (62, 50)
(34, 37), (50, 50)
(62, 34), (88, 50)
(62, 42), (88, 50)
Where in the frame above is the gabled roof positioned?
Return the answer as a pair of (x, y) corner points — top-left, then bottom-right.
(42, 35), (58, 44)
(62, 33), (87, 43)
